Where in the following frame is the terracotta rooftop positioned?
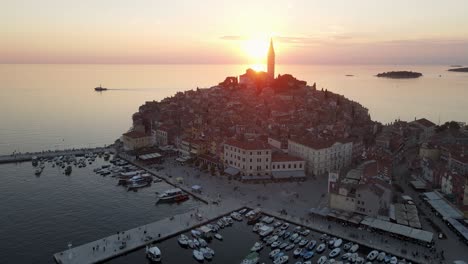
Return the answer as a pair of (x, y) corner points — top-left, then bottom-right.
(224, 139), (270, 150)
(289, 137), (352, 150)
(413, 118), (436, 128)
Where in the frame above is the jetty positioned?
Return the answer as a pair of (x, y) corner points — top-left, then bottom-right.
(53, 200), (242, 264)
(0, 147), (112, 164)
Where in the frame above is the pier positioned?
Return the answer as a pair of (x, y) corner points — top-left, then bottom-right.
(0, 147), (112, 164)
(53, 200), (242, 264)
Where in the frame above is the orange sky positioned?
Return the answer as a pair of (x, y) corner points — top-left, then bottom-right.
(2, 0), (468, 64)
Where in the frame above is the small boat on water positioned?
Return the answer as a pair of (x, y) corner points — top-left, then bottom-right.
(293, 247), (303, 257)
(329, 247), (341, 258)
(377, 251), (386, 261)
(316, 243), (326, 253)
(271, 241), (281, 248)
(306, 240), (316, 250)
(269, 249), (281, 258)
(251, 242), (263, 252)
(241, 252), (259, 264)
(303, 250), (314, 260)
(273, 255), (288, 264)
(214, 233), (223, 240)
(349, 243), (359, 253)
(367, 250), (379, 261)
(178, 234), (189, 247)
(279, 242), (288, 249)
(285, 243), (295, 251)
(95, 85), (108, 91)
(298, 239), (308, 247)
(200, 247), (213, 260)
(157, 188), (185, 203)
(193, 249), (204, 262)
(343, 242), (353, 251)
(280, 223), (289, 230)
(333, 238), (343, 248)
(34, 168), (43, 176)
(146, 246), (161, 263)
(317, 256), (327, 264)
(65, 166), (72, 175)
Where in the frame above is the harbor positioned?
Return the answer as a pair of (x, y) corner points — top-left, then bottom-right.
(0, 147), (112, 164)
(53, 200), (242, 264)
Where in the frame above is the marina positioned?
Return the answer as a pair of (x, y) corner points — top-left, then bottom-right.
(0, 147), (112, 164)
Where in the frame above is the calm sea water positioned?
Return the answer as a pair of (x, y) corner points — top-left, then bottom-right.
(0, 159), (200, 264)
(1, 64), (468, 155)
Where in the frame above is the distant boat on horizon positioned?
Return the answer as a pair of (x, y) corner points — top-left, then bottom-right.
(94, 84), (108, 91)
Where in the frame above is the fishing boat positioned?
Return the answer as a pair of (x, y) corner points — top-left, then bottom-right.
(65, 166), (72, 175)
(241, 252), (259, 264)
(95, 85), (108, 91)
(146, 246), (161, 263)
(214, 233), (223, 240)
(193, 249), (204, 262)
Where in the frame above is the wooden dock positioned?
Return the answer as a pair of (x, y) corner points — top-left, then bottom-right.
(53, 200), (242, 264)
(0, 147), (112, 164)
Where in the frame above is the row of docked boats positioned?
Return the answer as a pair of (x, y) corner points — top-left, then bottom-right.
(245, 213), (412, 264)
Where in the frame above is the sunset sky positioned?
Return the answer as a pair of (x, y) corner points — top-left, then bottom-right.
(2, 0), (468, 64)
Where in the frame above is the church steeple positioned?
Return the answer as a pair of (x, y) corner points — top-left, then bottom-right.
(267, 38), (275, 79)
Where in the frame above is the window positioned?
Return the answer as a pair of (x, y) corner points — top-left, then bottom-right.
(294, 164), (296, 168)
(266, 165), (269, 169)
(299, 163), (302, 168)
(273, 165), (275, 169)
(257, 151), (261, 155)
(250, 166), (252, 170)
(283, 164), (285, 169)
(288, 164), (291, 168)
(250, 158), (252, 162)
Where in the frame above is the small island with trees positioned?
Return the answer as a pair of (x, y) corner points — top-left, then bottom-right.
(376, 71), (423, 79)
(448, 67), (468, 72)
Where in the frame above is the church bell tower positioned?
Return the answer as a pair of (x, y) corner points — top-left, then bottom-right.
(267, 38), (275, 79)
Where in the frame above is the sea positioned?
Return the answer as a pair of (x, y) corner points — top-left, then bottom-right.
(1, 64), (468, 263)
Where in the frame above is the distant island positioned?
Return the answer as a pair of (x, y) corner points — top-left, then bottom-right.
(376, 71), (422, 79)
(448, 67), (468, 72)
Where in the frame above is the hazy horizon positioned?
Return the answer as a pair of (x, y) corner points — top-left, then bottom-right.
(3, 0), (468, 65)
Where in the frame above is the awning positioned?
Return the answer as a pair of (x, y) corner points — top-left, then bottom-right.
(139, 152), (162, 160)
(272, 170), (306, 179)
(224, 167), (240, 176)
(410, 180), (426, 190)
(191, 185), (202, 190)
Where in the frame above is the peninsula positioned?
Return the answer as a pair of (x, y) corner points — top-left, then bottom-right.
(376, 71), (423, 79)
(448, 67), (468, 72)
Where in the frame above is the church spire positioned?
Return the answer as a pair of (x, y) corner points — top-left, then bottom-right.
(267, 38), (275, 79)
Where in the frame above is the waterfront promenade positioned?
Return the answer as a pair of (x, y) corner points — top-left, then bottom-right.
(0, 147), (112, 164)
(54, 199), (241, 264)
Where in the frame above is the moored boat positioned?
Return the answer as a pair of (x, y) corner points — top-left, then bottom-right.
(193, 249), (204, 262)
(241, 252), (259, 264)
(157, 188), (185, 203)
(146, 246), (161, 263)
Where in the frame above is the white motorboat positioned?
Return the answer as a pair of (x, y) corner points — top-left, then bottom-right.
(193, 249), (204, 262)
(367, 250), (379, 261)
(294, 247), (303, 257)
(251, 242), (264, 252)
(377, 251), (386, 262)
(285, 244), (295, 251)
(301, 229), (311, 236)
(157, 188), (185, 202)
(241, 252), (259, 264)
(269, 249), (281, 258)
(214, 233), (223, 240)
(329, 248), (341, 258)
(316, 243), (326, 253)
(349, 243), (359, 253)
(273, 255), (288, 264)
(298, 239), (309, 247)
(271, 241), (281, 248)
(343, 242), (353, 251)
(146, 246), (161, 262)
(200, 247), (213, 260)
(333, 238), (343, 248)
(390, 256), (398, 264)
(280, 223), (290, 230)
(317, 256), (327, 264)
(178, 234), (189, 247)
(289, 233), (299, 242)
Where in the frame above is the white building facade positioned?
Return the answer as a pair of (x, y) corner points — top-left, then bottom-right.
(288, 138), (353, 175)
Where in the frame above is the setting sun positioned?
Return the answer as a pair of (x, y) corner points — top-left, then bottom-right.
(241, 38), (269, 61)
